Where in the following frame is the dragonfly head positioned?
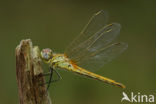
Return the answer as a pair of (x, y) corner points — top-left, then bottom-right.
(41, 48), (53, 63)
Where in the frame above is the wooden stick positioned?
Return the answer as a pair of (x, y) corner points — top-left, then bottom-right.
(15, 39), (52, 104)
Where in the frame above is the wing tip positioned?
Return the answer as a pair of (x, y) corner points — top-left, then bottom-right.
(111, 23), (121, 29)
(114, 42), (128, 48)
(94, 10), (108, 16)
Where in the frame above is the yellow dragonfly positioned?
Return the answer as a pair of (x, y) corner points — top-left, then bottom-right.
(40, 10), (128, 90)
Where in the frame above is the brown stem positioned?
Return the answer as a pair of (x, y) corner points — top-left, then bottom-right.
(15, 39), (52, 104)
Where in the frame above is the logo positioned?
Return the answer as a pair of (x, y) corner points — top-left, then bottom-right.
(121, 92), (155, 103)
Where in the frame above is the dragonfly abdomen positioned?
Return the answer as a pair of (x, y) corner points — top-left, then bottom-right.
(72, 66), (125, 88)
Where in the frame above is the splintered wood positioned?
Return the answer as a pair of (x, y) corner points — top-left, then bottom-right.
(16, 39), (51, 104)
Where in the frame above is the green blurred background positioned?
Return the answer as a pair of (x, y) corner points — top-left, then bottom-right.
(0, 0), (156, 104)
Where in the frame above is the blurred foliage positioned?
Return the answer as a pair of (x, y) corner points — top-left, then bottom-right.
(0, 0), (156, 104)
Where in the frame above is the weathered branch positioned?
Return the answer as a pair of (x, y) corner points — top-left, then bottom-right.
(16, 39), (52, 104)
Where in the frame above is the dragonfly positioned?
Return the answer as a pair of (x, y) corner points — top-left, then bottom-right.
(40, 10), (128, 90)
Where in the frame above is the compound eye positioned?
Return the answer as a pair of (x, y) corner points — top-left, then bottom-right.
(41, 48), (53, 61)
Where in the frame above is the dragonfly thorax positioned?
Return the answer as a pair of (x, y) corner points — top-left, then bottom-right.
(41, 48), (72, 69)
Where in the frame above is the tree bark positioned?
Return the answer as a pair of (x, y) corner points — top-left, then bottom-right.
(16, 39), (52, 104)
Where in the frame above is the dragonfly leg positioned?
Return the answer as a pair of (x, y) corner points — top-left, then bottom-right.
(51, 69), (62, 82)
(44, 68), (62, 85)
(41, 72), (51, 76)
(39, 67), (53, 87)
(40, 67), (62, 91)
(46, 67), (53, 90)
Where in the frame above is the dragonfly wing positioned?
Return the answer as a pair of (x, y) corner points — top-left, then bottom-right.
(65, 10), (108, 56)
(64, 10), (127, 71)
(77, 42), (128, 71)
(65, 23), (121, 63)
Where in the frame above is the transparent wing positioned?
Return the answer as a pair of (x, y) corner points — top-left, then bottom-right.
(65, 10), (109, 56)
(64, 10), (127, 71)
(65, 22), (121, 62)
(76, 42), (128, 71)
